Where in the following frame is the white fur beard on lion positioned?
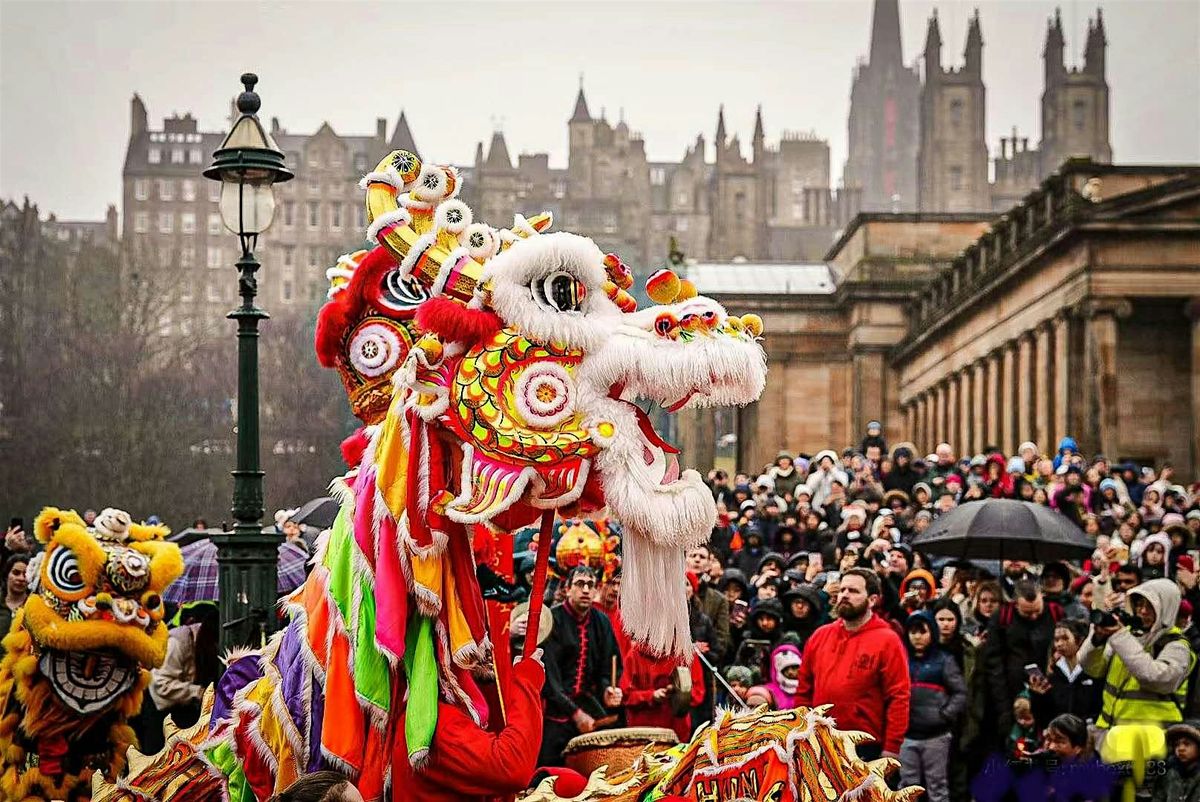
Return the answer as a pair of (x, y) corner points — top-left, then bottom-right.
(599, 462), (716, 660)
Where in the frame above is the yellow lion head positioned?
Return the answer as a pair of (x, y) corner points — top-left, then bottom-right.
(21, 506), (183, 714)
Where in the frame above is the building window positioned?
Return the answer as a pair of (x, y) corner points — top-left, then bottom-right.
(208, 213), (222, 235)
(307, 201), (319, 229)
(148, 147), (161, 164)
(949, 165), (964, 191)
(134, 179), (149, 201)
(208, 182), (220, 202)
(355, 205), (365, 230)
(134, 212), (149, 233)
(206, 284), (223, 303)
(308, 151), (321, 169)
(283, 245), (295, 266)
(281, 280), (294, 303)
(181, 212), (196, 233)
(158, 212), (173, 233)
(553, 180), (566, 199)
(180, 246), (195, 267)
(158, 179), (174, 201)
(207, 246), (224, 269)
(330, 150), (342, 168)
(676, 217), (689, 232)
(179, 278), (194, 303)
(354, 154), (368, 172)
(650, 167), (666, 186)
(676, 191), (689, 207)
(171, 148), (185, 164)
(307, 248), (320, 269)
(190, 147), (203, 164)
(330, 203), (342, 229)
(283, 201), (295, 227)
(181, 179), (196, 202)
(949, 98), (964, 129)
(308, 178), (320, 195)
(1073, 99), (1087, 131)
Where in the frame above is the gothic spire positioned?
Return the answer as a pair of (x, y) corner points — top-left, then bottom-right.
(868, 0), (904, 67)
(716, 104), (727, 145)
(389, 110), (419, 156)
(570, 85), (591, 123)
(923, 10), (942, 71)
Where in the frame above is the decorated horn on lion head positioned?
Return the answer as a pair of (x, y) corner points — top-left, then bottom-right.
(363, 150), (766, 658)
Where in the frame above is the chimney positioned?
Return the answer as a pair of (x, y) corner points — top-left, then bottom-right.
(376, 117), (387, 141)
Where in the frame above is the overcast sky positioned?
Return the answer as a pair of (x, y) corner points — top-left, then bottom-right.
(2, 0), (1197, 221)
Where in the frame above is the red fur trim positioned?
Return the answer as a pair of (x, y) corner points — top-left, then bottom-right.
(341, 428), (370, 469)
(415, 297), (502, 345)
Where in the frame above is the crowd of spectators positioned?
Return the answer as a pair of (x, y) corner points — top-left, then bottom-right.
(530, 424), (1200, 801)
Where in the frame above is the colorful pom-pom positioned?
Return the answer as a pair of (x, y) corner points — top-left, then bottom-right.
(741, 313), (764, 337)
(646, 269), (681, 305)
(675, 278), (698, 302)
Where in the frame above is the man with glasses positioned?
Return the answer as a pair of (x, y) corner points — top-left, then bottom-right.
(538, 566), (623, 765)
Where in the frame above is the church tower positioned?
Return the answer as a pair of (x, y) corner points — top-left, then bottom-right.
(844, 0), (921, 211)
(1039, 8), (1112, 175)
(917, 10), (990, 212)
(567, 84), (595, 198)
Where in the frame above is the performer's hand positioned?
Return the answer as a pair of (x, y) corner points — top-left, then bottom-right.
(653, 687), (670, 701)
(573, 709), (596, 733)
(603, 686), (623, 707)
(511, 616), (528, 638)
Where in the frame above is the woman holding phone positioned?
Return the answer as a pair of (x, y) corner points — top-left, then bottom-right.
(1027, 619), (1103, 728)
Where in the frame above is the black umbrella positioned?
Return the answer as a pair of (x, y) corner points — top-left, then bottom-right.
(911, 498), (1094, 562)
(291, 496), (340, 531)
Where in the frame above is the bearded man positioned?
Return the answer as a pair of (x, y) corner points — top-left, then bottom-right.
(794, 568), (911, 761)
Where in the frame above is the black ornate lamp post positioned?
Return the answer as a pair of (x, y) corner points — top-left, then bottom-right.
(203, 73), (293, 652)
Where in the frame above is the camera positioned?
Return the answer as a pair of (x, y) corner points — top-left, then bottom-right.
(1090, 607), (1140, 633)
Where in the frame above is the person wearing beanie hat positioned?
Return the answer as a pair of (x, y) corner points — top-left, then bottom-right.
(769, 451), (803, 498)
(723, 665), (754, 705)
(1137, 531), (1173, 581)
(1160, 720), (1200, 801)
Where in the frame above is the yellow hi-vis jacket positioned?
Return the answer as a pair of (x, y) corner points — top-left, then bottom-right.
(1097, 627), (1194, 728)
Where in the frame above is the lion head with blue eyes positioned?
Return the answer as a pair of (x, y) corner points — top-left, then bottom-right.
(0, 506), (183, 802)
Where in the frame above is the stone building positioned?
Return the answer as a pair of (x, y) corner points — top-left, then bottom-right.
(121, 95), (408, 328)
(679, 160), (1200, 477)
(845, 1), (1112, 215)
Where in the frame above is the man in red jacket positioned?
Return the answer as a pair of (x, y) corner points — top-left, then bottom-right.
(795, 567), (911, 761)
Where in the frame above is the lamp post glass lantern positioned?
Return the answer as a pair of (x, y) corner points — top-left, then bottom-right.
(203, 72), (293, 653)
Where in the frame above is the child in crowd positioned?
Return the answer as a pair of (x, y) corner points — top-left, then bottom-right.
(900, 611), (966, 802)
(1009, 696), (1039, 760)
(722, 665), (753, 706)
(1157, 721), (1200, 802)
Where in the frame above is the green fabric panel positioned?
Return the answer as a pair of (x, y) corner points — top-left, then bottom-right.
(206, 742), (252, 802)
(403, 615), (438, 762)
(354, 572), (391, 713)
(324, 506), (354, 625)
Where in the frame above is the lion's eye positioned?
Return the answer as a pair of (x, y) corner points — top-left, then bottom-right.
(533, 271), (586, 313)
(45, 546), (85, 595)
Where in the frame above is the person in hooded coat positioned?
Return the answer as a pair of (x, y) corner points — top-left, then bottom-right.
(901, 610), (967, 802)
(734, 528), (767, 577)
(781, 585), (828, 652)
(1139, 532), (1173, 582)
(763, 643), (803, 710)
(883, 446), (920, 497)
(805, 450), (841, 509)
(1053, 436), (1080, 471)
(1079, 578), (1196, 738)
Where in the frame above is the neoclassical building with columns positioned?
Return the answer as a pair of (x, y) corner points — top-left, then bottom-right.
(680, 159), (1200, 477)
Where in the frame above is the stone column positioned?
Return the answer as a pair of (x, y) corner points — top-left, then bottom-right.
(917, 393), (929, 452)
(1035, 321), (1053, 453)
(1016, 332), (1035, 447)
(950, 372), (960, 453)
(986, 351), (1002, 449)
(960, 372), (969, 456)
(936, 381), (945, 444)
(969, 361), (985, 455)
(1001, 344), (1017, 453)
(1052, 312), (1072, 447)
(1188, 300), (1200, 480)
(1082, 299), (1131, 458)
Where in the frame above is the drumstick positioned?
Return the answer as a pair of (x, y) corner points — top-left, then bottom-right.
(610, 655), (617, 689)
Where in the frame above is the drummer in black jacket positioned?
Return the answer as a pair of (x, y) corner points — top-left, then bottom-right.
(538, 566), (624, 765)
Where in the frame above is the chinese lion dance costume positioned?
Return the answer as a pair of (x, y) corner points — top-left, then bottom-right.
(94, 147), (916, 802)
(0, 507), (183, 802)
